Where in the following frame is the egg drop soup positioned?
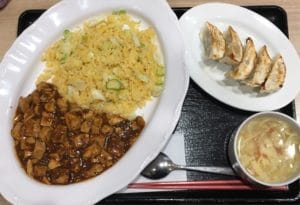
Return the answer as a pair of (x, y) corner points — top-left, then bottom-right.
(237, 116), (300, 184)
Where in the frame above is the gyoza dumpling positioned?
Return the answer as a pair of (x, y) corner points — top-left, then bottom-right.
(246, 46), (272, 87)
(261, 55), (286, 93)
(227, 38), (257, 80)
(202, 22), (225, 60)
(220, 26), (243, 65)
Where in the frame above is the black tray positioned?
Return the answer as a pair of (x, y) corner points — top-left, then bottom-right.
(17, 6), (299, 204)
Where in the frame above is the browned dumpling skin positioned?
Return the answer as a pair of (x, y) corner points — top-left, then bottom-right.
(227, 38), (257, 80)
(246, 45), (272, 87)
(220, 26), (243, 65)
(202, 22), (225, 60)
(261, 55), (286, 93)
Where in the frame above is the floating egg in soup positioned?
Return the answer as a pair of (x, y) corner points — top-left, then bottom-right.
(237, 116), (300, 184)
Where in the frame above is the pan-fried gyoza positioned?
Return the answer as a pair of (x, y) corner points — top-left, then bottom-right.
(220, 26), (243, 65)
(261, 55), (286, 93)
(227, 37), (257, 80)
(246, 45), (272, 87)
(201, 23), (286, 93)
(202, 22), (225, 60)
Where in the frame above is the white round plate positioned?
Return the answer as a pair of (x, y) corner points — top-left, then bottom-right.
(179, 3), (300, 111)
(0, 0), (189, 204)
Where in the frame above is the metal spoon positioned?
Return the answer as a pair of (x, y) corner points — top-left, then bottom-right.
(141, 152), (235, 179)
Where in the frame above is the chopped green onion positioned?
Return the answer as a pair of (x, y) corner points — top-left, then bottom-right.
(156, 65), (165, 76)
(63, 29), (71, 39)
(140, 43), (146, 48)
(155, 76), (164, 85)
(112, 9), (127, 15)
(60, 53), (68, 64)
(81, 35), (88, 43)
(106, 79), (123, 90)
(101, 41), (114, 50)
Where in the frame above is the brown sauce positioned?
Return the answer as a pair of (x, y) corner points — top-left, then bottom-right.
(11, 82), (145, 185)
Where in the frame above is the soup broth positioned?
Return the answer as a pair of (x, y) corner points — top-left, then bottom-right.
(237, 116), (300, 184)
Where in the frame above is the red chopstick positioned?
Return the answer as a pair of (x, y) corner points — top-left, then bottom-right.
(128, 180), (288, 191)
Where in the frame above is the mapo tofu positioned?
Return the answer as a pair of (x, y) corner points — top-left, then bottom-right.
(11, 82), (145, 185)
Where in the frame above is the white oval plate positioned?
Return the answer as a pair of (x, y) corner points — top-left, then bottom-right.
(0, 0), (189, 204)
(179, 3), (300, 111)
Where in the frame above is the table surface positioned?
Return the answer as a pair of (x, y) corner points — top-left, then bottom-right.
(0, 0), (300, 204)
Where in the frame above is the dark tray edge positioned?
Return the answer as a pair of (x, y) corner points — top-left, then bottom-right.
(16, 6), (299, 204)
